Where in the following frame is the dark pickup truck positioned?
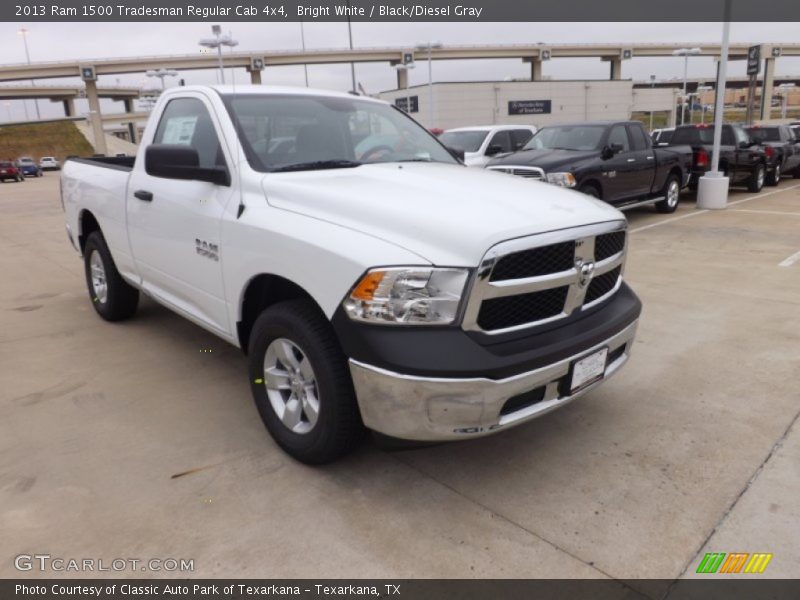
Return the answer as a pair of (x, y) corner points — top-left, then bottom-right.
(486, 120), (692, 214)
(745, 124), (800, 182)
(665, 124), (775, 192)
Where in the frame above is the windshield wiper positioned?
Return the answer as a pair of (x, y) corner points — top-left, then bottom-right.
(270, 159), (362, 173)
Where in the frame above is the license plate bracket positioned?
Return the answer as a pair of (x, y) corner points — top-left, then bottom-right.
(569, 347), (608, 393)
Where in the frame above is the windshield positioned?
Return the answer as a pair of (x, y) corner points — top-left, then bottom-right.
(524, 126), (606, 151)
(18, 158), (34, 164)
(746, 128), (780, 142)
(439, 130), (490, 153)
(223, 94), (458, 172)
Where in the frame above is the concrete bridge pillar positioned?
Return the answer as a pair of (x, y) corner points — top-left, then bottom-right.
(249, 69), (262, 85)
(62, 97), (75, 117)
(396, 67), (409, 89)
(85, 79), (108, 156)
(609, 57), (623, 80)
(760, 56), (776, 120)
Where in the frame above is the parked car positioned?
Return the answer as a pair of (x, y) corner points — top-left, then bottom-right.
(0, 160), (24, 182)
(651, 128), (675, 146)
(61, 85), (641, 464)
(745, 125), (800, 182)
(16, 157), (42, 178)
(439, 125), (537, 167)
(665, 124), (775, 192)
(39, 156), (61, 171)
(487, 120), (693, 213)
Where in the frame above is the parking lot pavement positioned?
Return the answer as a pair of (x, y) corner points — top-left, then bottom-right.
(1, 175), (798, 587)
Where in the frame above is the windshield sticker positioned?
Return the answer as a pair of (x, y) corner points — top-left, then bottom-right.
(161, 116), (198, 145)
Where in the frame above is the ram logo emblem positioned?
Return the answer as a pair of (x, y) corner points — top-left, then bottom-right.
(195, 239), (219, 262)
(576, 259), (596, 287)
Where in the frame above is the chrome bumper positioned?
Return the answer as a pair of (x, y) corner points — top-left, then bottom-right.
(349, 320), (638, 441)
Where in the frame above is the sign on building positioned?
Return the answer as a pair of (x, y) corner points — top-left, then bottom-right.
(746, 45), (761, 76)
(395, 96), (419, 113)
(508, 100), (552, 115)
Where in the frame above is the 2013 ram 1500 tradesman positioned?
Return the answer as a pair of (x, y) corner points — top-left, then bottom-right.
(62, 86), (642, 464)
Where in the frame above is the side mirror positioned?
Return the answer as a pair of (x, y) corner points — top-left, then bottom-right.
(602, 143), (624, 159)
(145, 144), (230, 186)
(446, 146), (465, 162)
(485, 144), (504, 156)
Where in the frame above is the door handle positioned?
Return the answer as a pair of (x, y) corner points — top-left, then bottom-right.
(134, 190), (153, 202)
(646, 155), (655, 160)
(627, 158), (636, 163)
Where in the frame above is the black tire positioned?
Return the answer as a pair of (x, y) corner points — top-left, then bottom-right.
(579, 182), (601, 199)
(766, 162), (781, 187)
(83, 231), (139, 321)
(248, 300), (365, 464)
(748, 163), (765, 193)
(655, 174), (681, 214)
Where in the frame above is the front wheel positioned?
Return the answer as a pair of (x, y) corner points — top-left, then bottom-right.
(655, 174), (681, 214)
(248, 300), (365, 464)
(579, 183), (601, 199)
(766, 163), (781, 186)
(83, 231), (139, 321)
(748, 164), (765, 193)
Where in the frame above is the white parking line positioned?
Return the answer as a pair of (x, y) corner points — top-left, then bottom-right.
(629, 183), (800, 234)
(778, 250), (800, 268)
(732, 209), (800, 217)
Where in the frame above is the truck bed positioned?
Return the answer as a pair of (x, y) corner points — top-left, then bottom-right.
(66, 155), (135, 171)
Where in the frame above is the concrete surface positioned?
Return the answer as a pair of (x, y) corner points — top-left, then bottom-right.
(0, 174), (798, 590)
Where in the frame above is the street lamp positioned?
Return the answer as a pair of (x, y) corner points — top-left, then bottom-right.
(777, 83), (796, 119)
(673, 47), (701, 125)
(415, 41), (442, 128)
(146, 68), (179, 90)
(18, 28), (40, 120)
(199, 25), (238, 84)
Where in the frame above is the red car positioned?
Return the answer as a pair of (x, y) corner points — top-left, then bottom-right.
(0, 160), (25, 182)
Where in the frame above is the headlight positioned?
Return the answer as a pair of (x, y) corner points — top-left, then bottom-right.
(546, 172), (577, 187)
(343, 267), (470, 325)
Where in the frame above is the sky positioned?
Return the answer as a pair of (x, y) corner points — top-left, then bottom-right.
(1, 21), (799, 121)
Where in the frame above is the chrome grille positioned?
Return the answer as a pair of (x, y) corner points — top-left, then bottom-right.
(486, 165), (545, 180)
(462, 222), (627, 334)
(490, 241), (575, 281)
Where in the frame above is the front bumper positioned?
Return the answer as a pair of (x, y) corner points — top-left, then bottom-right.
(349, 320), (638, 441)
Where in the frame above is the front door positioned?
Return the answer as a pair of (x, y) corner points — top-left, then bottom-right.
(600, 125), (639, 203)
(126, 93), (236, 337)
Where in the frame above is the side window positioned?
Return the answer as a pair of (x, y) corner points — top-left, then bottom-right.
(721, 126), (736, 146)
(733, 127), (749, 147)
(488, 130), (512, 154)
(153, 98), (225, 169)
(510, 129), (534, 150)
(608, 126), (631, 152)
(628, 125), (650, 151)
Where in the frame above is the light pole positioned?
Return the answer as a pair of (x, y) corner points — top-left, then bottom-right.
(146, 68), (179, 90)
(346, 1), (356, 93)
(18, 28), (40, 120)
(199, 25), (238, 84)
(673, 47), (701, 125)
(777, 83), (796, 119)
(299, 18), (309, 87)
(696, 85), (713, 123)
(416, 41), (442, 128)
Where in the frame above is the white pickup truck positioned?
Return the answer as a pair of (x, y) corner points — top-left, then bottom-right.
(62, 85), (641, 464)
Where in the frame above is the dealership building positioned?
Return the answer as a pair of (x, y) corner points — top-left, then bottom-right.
(378, 80), (679, 130)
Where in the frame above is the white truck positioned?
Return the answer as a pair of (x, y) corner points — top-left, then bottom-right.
(62, 85), (641, 464)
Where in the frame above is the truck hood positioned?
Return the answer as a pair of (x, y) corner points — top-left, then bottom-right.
(488, 148), (599, 172)
(261, 162), (623, 266)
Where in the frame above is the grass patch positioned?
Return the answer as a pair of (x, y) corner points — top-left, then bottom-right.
(0, 120), (93, 163)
